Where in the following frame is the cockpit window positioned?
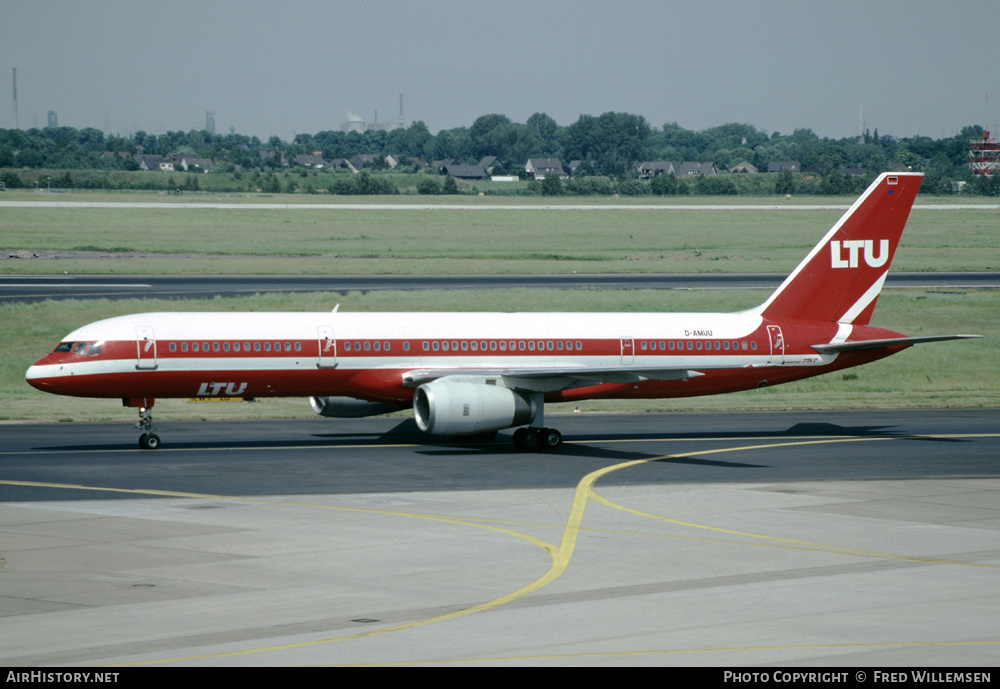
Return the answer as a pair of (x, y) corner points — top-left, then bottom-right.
(54, 341), (103, 355)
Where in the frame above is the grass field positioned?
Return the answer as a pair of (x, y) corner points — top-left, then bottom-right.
(2, 191), (995, 423)
(2, 193), (998, 275)
(3, 287), (996, 423)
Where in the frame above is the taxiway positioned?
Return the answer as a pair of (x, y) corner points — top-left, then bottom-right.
(1, 409), (998, 666)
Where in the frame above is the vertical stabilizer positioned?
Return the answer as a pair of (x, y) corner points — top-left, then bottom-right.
(756, 172), (922, 325)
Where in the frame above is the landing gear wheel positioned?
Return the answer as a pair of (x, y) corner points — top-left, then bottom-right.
(541, 427), (563, 449)
(513, 427), (539, 450)
(513, 427), (562, 451)
(139, 433), (161, 450)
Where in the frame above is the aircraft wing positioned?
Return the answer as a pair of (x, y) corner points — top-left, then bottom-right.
(811, 334), (981, 354)
(402, 366), (706, 393)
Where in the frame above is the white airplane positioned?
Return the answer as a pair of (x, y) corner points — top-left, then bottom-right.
(26, 172), (977, 450)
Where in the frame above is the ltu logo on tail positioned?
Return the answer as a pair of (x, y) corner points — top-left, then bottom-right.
(830, 239), (889, 269)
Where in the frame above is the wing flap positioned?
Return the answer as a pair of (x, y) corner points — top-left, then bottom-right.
(402, 366), (704, 392)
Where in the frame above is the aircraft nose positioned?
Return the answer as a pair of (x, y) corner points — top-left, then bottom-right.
(25, 364), (50, 391)
(26, 362), (50, 387)
(25, 355), (61, 392)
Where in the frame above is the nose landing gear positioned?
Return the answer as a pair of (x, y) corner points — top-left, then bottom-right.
(126, 398), (161, 450)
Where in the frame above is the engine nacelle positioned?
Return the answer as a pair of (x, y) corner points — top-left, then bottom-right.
(310, 396), (400, 418)
(413, 376), (537, 436)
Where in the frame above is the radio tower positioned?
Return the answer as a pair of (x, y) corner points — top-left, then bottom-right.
(12, 68), (19, 129)
(969, 130), (999, 176)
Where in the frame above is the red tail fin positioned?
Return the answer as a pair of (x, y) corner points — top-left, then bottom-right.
(757, 172), (922, 325)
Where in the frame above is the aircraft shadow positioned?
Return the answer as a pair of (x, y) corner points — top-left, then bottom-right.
(24, 418), (966, 456)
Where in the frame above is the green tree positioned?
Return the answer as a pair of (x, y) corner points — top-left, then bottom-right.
(416, 176), (441, 195)
(650, 172), (678, 195)
(540, 173), (562, 196)
(774, 169), (795, 195)
(526, 112), (562, 157)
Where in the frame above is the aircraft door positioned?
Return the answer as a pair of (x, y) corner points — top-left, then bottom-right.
(317, 326), (337, 369)
(135, 325), (158, 370)
(620, 337), (634, 365)
(767, 325), (785, 365)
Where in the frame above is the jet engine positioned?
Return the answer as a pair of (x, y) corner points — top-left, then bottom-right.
(310, 396), (400, 418)
(413, 376), (537, 436)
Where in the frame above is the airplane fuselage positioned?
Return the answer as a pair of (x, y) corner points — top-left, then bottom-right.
(26, 310), (903, 403)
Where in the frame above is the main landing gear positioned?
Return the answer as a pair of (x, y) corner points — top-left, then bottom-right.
(126, 398), (161, 450)
(512, 426), (563, 451)
(510, 393), (563, 451)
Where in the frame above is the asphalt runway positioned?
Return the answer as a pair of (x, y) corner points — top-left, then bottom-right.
(2, 271), (999, 303)
(1, 409), (998, 666)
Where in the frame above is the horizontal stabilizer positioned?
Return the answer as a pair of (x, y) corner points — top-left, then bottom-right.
(811, 334), (982, 354)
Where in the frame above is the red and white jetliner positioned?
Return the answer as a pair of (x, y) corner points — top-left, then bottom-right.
(26, 173), (978, 450)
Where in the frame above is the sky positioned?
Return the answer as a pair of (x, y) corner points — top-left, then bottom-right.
(1, 0), (997, 142)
